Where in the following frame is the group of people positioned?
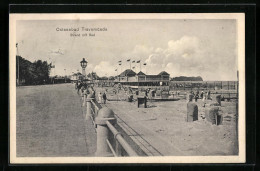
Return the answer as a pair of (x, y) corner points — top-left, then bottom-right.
(190, 90), (211, 102)
(98, 92), (107, 104)
(75, 81), (107, 104)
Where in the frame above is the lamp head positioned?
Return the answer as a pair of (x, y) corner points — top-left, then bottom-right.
(80, 58), (88, 68)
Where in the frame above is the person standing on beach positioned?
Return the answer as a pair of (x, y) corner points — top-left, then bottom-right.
(98, 92), (102, 103)
(201, 91), (204, 99)
(195, 90), (199, 102)
(103, 92), (107, 104)
(208, 90), (211, 100)
(75, 81), (78, 90)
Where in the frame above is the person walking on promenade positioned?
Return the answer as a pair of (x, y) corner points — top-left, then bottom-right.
(75, 81), (78, 90)
(81, 85), (85, 100)
(92, 89), (96, 99)
(103, 92), (107, 104)
(77, 81), (82, 95)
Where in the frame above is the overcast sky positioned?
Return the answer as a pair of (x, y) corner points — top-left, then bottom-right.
(16, 19), (237, 81)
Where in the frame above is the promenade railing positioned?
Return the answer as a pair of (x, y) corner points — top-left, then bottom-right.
(83, 93), (138, 157)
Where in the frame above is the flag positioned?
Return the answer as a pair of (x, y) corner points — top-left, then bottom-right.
(132, 60), (135, 63)
(118, 60), (122, 63)
(136, 60), (140, 63)
(143, 63), (147, 65)
(127, 59), (130, 62)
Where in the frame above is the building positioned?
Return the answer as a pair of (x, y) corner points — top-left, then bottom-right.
(115, 69), (170, 90)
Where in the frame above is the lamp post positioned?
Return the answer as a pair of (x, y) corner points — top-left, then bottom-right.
(80, 58), (88, 79)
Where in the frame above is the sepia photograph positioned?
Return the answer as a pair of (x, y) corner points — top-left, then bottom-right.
(9, 13), (245, 164)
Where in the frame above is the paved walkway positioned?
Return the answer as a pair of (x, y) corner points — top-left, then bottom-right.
(16, 84), (96, 157)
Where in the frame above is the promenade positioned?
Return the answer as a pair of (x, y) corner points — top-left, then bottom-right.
(16, 84), (96, 157)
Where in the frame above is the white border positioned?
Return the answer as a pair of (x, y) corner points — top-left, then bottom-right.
(9, 13), (245, 164)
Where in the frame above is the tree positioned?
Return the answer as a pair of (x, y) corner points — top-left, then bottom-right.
(34, 60), (50, 84)
(17, 56), (50, 85)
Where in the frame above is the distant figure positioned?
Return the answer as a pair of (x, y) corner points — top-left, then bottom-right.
(75, 81), (78, 90)
(113, 89), (117, 94)
(81, 86), (85, 94)
(77, 81), (82, 94)
(91, 89), (96, 99)
(195, 90), (199, 102)
(208, 90), (211, 100)
(129, 88), (133, 94)
(103, 92), (107, 104)
(204, 91), (208, 101)
(200, 91), (204, 99)
(98, 92), (102, 103)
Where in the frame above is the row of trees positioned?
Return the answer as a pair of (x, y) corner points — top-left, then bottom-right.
(171, 76), (203, 81)
(17, 56), (50, 85)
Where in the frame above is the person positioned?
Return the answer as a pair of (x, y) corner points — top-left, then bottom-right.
(92, 89), (96, 99)
(77, 81), (82, 94)
(113, 89), (117, 94)
(81, 85), (85, 98)
(75, 81), (78, 90)
(98, 92), (102, 103)
(195, 90), (199, 102)
(205, 91), (208, 101)
(208, 90), (211, 100)
(201, 91), (204, 99)
(103, 92), (107, 104)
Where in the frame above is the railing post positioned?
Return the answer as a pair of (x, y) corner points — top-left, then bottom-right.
(86, 94), (93, 120)
(95, 107), (117, 157)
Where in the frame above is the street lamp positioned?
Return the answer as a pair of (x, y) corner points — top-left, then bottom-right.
(80, 58), (88, 77)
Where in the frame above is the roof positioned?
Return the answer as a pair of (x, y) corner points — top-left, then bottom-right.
(119, 69), (136, 77)
(137, 71), (146, 75)
(158, 71), (170, 76)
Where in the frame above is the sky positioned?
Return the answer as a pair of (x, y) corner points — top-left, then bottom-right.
(16, 19), (238, 81)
